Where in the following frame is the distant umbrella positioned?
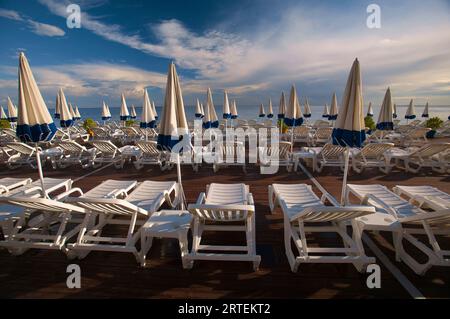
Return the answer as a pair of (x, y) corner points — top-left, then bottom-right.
(405, 99), (416, 120)
(59, 88), (74, 129)
(54, 92), (61, 119)
(140, 89), (156, 130)
(267, 99), (274, 118)
(68, 102), (76, 120)
(7, 97), (17, 122)
(259, 103), (265, 118)
(101, 101), (111, 121)
(0, 106), (6, 120)
(322, 104), (330, 118)
(130, 104), (137, 119)
(195, 99), (203, 118)
(303, 98), (311, 118)
(120, 93), (130, 121)
(200, 102), (205, 118)
(367, 102), (374, 117)
(278, 92), (286, 119)
(223, 90), (231, 119)
(393, 103), (398, 118)
(152, 101), (158, 120)
(422, 102), (429, 118)
(328, 93), (338, 120)
(231, 100), (238, 119)
(203, 88), (219, 129)
(16, 52), (57, 194)
(74, 105), (81, 120)
(285, 85), (304, 150)
(376, 87), (394, 131)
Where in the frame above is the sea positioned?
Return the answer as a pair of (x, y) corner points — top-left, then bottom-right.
(49, 104), (449, 127)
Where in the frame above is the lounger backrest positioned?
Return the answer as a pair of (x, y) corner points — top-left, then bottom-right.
(412, 143), (450, 158)
(67, 197), (148, 216)
(0, 196), (85, 213)
(315, 127), (333, 139)
(290, 205), (375, 223)
(360, 143), (394, 159)
(122, 127), (139, 136)
(407, 127), (430, 138)
(92, 140), (119, 155)
(136, 141), (160, 156)
(319, 144), (345, 160)
(188, 203), (254, 221)
(6, 142), (35, 155)
(82, 179), (137, 198)
(58, 141), (86, 154)
(219, 142), (245, 161)
(92, 127), (108, 137)
(294, 126), (309, 137)
(206, 183), (247, 205)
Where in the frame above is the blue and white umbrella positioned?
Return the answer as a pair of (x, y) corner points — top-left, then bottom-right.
(329, 93), (338, 120)
(421, 102), (429, 118)
(223, 90), (231, 120)
(59, 88), (74, 129)
(195, 98), (203, 118)
(54, 92), (61, 119)
(74, 105), (81, 120)
(157, 62), (188, 208)
(303, 98), (311, 118)
(101, 101), (111, 121)
(231, 100), (238, 119)
(68, 102), (76, 121)
(200, 102), (205, 118)
(203, 88), (219, 129)
(322, 104), (330, 118)
(405, 99), (416, 120)
(332, 58), (365, 148)
(376, 87), (394, 131)
(120, 93), (130, 122)
(367, 102), (374, 117)
(0, 106), (6, 120)
(258, 103), (265, 118)
(267, 99), (274, 118)
(278, 92), (286, 119)
(152, 101), (158, 120)
(130, 104), (137, 119)
(7, 97), (18, 122)
(284, 85), (303, 127)
(16, 52), (57, 193)
(140, 89), (156, 129)
(393, 103), (398, 119)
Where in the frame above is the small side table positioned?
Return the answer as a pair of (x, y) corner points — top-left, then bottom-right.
(293, 150), (315, 171)
(140, 210), (192, 268)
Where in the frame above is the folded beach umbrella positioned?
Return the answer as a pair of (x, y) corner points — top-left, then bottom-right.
(322, 104), (330, 118)
(393, 103), (398, 119)
(0, 106), (6, 120)
(421, 102), (429, 118)
(157, 62), (188, 208)
(195, 98), (203, 118)
(231, 100), (238, 119)
(16, 52), (57, 193)
(54, 92), (61, 119)
(74, 105), (81, 120)
(200, 102), (205, 118)
(59, 88), (74, 130)
(101, 101), (111, 121)
(130, 104), (137, 119)
(7, 97), (18, 122)
(329, 93), (338, 120)
(376, 87), (394, 131)
(120, 93), (130, 121)
(267, 99), (274, 118)
(303, 97), (311, 118)
(68, 102), (76, 120)
(332, 58), (365, 147)
(223, 90), (231, 119)
(140, 89), (156, 130)
(367, 102), (374, 117)
(203, 88), (219, 129)
(332, 58), (365, 204)
(259, 103), (265, 118)
(405, 99), (416, 120)
(278, 92), (286, 119)
(152, 101), (158, 120)
(284, 85), (303, 127)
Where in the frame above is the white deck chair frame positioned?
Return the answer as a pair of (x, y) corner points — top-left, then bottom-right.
(92, 140), (125, 168)
(346, 184), (450, 275)
(311, 127), (333, 146)
(401, 143), (450, 173)
(0, 177), (32, 195)
(187, 183), (261, 270)
(5, 142), (39, 169)
(393, 185), (450, 211)
(310, 144), (346, 172)
(212, 141), (246, 173)
(57, 141), (96, 169)
(351, 142), (394, 173)
(134, 141), (168, 170)
(269, 183), (375, 272)
(258, 141), (293, 172)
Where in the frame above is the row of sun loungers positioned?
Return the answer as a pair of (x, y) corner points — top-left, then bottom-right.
(0, 176), (448, 275)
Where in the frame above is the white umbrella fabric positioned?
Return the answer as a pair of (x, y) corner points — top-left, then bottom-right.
(376, 87), (394, 131)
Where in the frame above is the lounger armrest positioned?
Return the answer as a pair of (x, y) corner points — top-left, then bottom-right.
(400, 208), (450, 223)
(196, 192), (206, 205)
(320, 192), (340, 206)
(0, 185), (9, 193)
(361, 194), (398, 217)
(55, 187), (84, 200)
(23, 186), (43, 195)
(188, 203), (255, 213)
(106, 188), (129, 199)
(247, 193), (255, 205)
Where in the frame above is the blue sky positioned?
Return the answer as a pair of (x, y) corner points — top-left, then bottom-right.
(0, 0), (449, 109)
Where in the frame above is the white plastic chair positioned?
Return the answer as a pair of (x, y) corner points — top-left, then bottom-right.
(351, 143), (394, 173)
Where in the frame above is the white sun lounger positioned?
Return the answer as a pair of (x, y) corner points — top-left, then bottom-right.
(393, 185), (450, 211)
(212, 141), (246, 173)
(91, 140), (127, 168)
(351, 142), (394, 173)
(134, 141), (168, 171)
(66, 180), (179, 263)
(258, 141), (293, 173)
(187, 183), (261, 270)
(310, 127), (333, 146)
(0, 177), (32, 195)
(5, 142), (39, 169)
(57, 141), (97, 169)
(307, 143), (346, 172)
(346, 184), (450, 275)
(269, 183), (375, 272)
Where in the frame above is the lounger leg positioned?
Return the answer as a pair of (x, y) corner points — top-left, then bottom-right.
(284, 219), (298, 272)
(179, 231), (192, 269)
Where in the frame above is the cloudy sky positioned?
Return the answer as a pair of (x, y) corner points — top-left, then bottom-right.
(0, 0), (449, 109)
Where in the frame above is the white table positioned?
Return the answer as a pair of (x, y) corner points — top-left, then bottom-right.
(140, 210), (192, 268)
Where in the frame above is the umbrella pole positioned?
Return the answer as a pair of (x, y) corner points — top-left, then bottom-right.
(340, 147), (350, 205)
(35, 144), (47, 198)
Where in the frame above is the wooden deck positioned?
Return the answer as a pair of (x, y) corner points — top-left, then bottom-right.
(0, 152), (449, 299)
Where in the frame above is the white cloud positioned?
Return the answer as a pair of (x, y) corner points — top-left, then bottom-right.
(0, 8), (23, 21)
